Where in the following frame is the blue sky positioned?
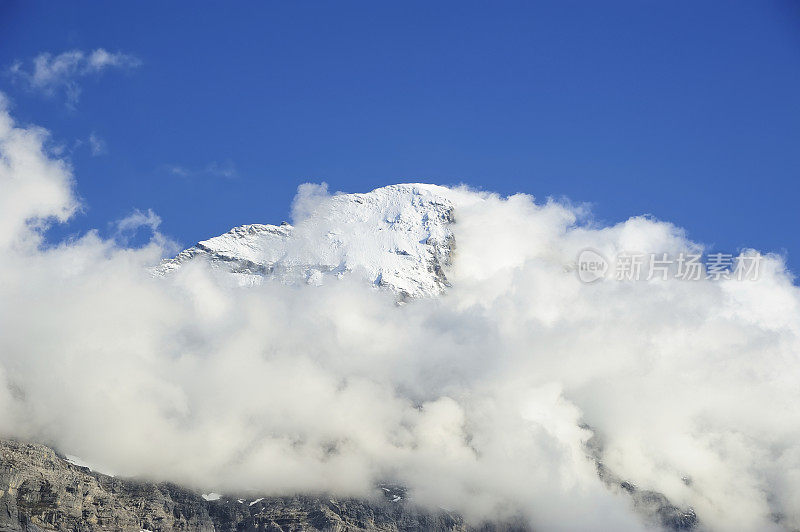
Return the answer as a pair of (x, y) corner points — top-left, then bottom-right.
(2, 1), (799, 270)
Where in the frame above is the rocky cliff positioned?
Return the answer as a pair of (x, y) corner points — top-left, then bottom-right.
(0, 440), (523, 532)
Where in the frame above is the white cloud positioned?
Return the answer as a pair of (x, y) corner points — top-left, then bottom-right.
(0, 93), (78, 249)
(9, 48), (141, 106)
(165, 161), (237, 179)
(86, 49), (137, 70)
(111, 208), (176, 252)
(1, 95), (799, 531)
(114, 208), (161, 236)
(204, 161), (236, 178)
(166, 165), (190, 177)
(291, 181), (329, 222)
(88, 132), (106, 156)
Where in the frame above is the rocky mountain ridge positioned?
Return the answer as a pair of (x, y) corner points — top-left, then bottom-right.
(0, 438), (698, 532)
(1, 440), (514, 532)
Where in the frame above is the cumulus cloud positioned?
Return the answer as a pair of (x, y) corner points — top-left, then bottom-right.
(9, 48), (141, 106)
(0, 94), (78, 249)
(0, 98), (799, 531)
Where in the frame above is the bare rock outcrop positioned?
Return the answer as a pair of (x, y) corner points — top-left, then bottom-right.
(0, 439), (517, 532)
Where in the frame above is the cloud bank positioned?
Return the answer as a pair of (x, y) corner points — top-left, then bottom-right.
(0, 98), (799, 531)
(9, 49), (140, 106)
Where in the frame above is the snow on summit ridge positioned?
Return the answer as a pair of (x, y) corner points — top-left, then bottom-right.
(158, 184), (457, 298)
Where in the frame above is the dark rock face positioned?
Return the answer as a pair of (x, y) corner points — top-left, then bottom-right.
(0, 440), (519, 531)
(610, 474), (697, 531)
(1, 440), (215, 531)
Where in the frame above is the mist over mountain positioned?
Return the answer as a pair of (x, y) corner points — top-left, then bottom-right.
(2, 98), (800, 531)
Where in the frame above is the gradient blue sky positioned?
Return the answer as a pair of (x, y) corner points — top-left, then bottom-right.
(2, 1), (799, 270)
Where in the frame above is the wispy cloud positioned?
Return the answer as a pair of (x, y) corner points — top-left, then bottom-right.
(69, 132), (107, 157)
(114, 208), (161, 234)
(110, 208), (176, 251)
(164, 161), (237, 179)
(9, 48), (141, 106)
(88, 132), (106, 156)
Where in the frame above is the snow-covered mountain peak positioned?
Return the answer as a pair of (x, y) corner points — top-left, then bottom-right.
(157, 184), (456, 298)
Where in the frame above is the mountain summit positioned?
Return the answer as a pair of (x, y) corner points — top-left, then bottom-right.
(158, 184), (457, 298)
